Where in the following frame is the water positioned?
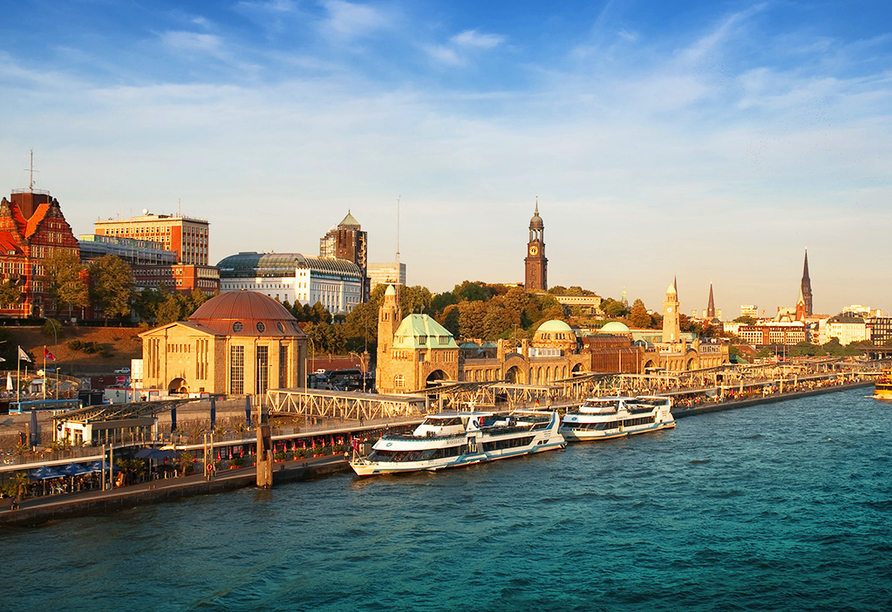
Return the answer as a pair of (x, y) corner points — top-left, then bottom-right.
(5, 387), (892, 611)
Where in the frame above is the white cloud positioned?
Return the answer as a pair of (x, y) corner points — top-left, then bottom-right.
(159, 30), (225, 56)
(451, 29), (505, 50)
(321, 0), (390, 41)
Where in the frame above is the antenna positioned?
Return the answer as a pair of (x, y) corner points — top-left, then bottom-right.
(24, 149), (39, 191)
(396, 194), (401, 265)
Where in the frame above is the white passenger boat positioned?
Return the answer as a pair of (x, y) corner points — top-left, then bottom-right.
(350, 410), (566, 476)
(559, 395), (675, 442)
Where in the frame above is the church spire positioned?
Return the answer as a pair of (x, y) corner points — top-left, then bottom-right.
(800, 248), (813, 317)
(706, 282), (716, 320)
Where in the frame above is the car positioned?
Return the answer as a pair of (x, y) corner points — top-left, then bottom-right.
(114, 367), (131, 375)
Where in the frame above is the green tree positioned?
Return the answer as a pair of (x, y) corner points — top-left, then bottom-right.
(155, 294), (185, 325)
(734, 315), (756, 325)
(400, 285), (433, 318)
(43, 249), (89, 316)
(601, 298), (629, 318)
(458, 300), (489, 339)
(88, 255), (133, 322)
(628, 299), (652, 329)
(0, 278), (22, 310)
(453, 280), (492, 302)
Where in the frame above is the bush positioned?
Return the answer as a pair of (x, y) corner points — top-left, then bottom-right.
(295, 448), (307, 459)
(230, 456), (244, 466)
(274, 450), (287, 461)
(42, 318), (63, 339)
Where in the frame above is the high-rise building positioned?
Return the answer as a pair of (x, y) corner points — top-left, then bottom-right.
(368, 261), (407, 293)
(320, 211), (368, 300)
(801, 249), (813, 317)
(524, 201), (547, 291)
(94, 211), (209, 265)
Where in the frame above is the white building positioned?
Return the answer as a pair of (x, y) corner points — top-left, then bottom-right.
(823, 316), (870, 345)
(217, 252), (363, 314)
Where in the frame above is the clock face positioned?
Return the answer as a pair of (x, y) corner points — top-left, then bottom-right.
(668, 307), (674, 313)
(529, 245), (539, 256)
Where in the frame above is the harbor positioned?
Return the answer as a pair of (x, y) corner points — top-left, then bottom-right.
(0, 369), (875, 527)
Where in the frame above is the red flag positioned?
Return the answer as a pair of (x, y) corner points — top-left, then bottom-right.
(44, 347), (56, 361)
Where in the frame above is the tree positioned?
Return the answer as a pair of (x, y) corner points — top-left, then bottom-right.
(0, 278), (22, 310)
(88, 255), (133, 322)
(400, 285), (433, 318)
(628, 299), (652, 329)
(43, 249), (89, 316)
(156, 294), (185, 325)
(453, 280), (492, 302)
(734, 315), (756, 325)
(601, 298), (629, 318)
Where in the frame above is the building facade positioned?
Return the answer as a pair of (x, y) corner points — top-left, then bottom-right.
(320, 211), (368, 300)
(94, 212), (209, 265)
(524, 202), (547, 291)
(368, 261), (407, 293)
(217, 252), (363, 313)
(139, 291), (307, 397)
(0, 189), (80, 318)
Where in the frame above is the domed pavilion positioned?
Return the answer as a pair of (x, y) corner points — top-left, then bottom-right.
(139, 290), (308, 397)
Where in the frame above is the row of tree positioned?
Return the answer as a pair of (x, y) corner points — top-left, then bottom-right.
(0, 251), (134, 322)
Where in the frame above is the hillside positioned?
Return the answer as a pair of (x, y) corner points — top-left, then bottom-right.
(0, 325), (142, 375)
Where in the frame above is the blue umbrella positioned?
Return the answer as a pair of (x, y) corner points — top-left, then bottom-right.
(29, 466), (65, 480)
(59, 463), (92, 477)
(85, 461), (118, 472)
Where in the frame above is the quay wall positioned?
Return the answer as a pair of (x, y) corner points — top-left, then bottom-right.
(0, 459), (349, 528)
(672, 380), (873, 418)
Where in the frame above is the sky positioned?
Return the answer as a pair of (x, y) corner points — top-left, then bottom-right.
(2, 0), (891, 319)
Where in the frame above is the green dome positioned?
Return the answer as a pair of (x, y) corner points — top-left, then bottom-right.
(601, 321), (631, 333)
(537, 320), (572, 333)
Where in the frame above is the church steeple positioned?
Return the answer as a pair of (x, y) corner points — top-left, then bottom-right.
(524, 198), (547, 291)
(801, 249), (813, 317)
(662, 278), (681, 343)
(706, 282), (716, 320)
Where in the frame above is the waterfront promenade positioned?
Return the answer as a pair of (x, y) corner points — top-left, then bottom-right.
(0, 376), (874, 527)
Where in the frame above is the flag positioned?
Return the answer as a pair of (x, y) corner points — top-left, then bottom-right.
(6, 373), (12, 391)
(44, 347), (56, 361)
(17, 347), (31, 363)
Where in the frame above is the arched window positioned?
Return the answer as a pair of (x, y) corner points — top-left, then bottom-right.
(394, 374), (405, 388)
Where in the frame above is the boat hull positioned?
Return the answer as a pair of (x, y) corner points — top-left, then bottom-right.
(351, 439), (566, 476)
(561, 420), (676, 442)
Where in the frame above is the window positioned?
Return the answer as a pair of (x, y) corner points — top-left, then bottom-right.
(256, 346), (269, 396)
(197, 338), (209, 380)
(230, 346), (245, 394)
(279, 344), (289, 388)
(394, 374), (405, 388)
(233, 321), (243, 333)
(256, 322), (266, 333)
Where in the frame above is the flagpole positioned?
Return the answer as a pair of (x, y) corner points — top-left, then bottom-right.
(16, 346), (20, 406)
(42, 345), (46, 401)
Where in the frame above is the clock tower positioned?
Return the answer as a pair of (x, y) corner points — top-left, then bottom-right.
(524, 201), (548, 291)
(662, 277), (681, 343)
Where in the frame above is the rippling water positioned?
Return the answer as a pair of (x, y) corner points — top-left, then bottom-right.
(5, 387), (892, 611)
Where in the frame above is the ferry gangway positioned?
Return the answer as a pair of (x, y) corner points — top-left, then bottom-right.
(266, 388), (427, 421)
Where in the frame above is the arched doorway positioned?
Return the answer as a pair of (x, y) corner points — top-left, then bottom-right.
(685, 357), (696, 371)
(426, 370), (449, 387)
(168, 377), (189, 394)
(506, 365), (523, 384)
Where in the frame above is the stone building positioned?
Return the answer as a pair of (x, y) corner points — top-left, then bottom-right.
(140, 291), (308, 397)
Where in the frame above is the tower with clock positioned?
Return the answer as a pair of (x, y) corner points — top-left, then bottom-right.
(524, 201), (548, 291)
(662, 277), (681, 342)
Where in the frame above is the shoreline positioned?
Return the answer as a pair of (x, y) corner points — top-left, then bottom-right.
(0, 379), (874, 527)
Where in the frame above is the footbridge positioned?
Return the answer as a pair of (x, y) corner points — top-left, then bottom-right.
(266, 388), (428, 421)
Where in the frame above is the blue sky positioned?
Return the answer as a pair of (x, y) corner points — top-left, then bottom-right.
(2, 0), (892, 318)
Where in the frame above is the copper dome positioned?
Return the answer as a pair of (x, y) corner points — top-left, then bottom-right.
(189, 290), (306, 337)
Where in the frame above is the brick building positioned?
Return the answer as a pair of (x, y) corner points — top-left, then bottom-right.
(0, 189), (80, 318)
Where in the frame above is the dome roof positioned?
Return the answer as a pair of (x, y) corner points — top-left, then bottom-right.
(529, 210), (544, 230)
(601, 321), (631, 333)
(189, 290), (306, 337)
(537, 319), (572, 333)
